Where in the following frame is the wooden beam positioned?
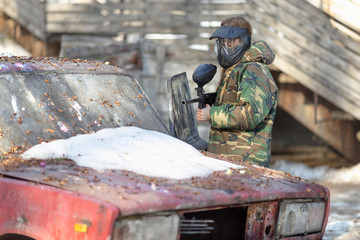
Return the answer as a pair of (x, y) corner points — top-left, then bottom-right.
(304, 0), (360, 35)
(0, 12), (59, 57)
(271, 146), (350, 168)
(0, 0), (46, 40)
(248, 16), (360, 121)
(276, 73), (360, 163)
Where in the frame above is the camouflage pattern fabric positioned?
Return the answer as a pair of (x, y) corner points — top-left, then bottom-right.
(208, 41), (278, 167)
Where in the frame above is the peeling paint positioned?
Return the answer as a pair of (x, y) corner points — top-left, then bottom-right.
(70, 101), (83, 121)
(57, 121), (69, 133)
(11, 95), (18, 114)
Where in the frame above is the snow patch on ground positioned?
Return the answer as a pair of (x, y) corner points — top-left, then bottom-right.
(22, 126), (242, 179)
(271, 160), (329, 181)
(272, 159), (360, 184)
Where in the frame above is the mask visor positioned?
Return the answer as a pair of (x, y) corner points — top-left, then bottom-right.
(209, 25), (249, 40)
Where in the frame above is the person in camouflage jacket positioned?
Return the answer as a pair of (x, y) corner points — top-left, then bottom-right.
(197, 17), (278, 167)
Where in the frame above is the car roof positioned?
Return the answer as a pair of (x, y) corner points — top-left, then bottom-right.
(0, 56), (124, 73)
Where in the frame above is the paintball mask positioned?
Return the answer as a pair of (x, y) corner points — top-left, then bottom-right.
(210, 25), (251, 68)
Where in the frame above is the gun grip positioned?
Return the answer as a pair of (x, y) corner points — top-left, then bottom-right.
(198, 102), (207, 109)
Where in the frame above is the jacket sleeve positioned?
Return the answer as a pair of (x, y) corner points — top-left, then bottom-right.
(209, 64), (277, 130)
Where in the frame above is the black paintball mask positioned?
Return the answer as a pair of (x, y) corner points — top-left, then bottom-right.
(210, 25), (251, 68)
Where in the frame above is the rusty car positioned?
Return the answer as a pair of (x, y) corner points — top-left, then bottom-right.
(0, 56), (329, 240)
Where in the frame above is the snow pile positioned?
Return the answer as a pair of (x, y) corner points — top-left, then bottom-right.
(322, 164), (360, 184)
(22, 126), (242, 179)
(272, 160), (360, 184)
(271, 160), (329, 181)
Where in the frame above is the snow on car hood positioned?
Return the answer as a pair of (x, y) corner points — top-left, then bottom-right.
(21, 126), (243, 179)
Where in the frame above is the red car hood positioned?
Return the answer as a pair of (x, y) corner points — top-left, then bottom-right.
(0, 152), (329, 217)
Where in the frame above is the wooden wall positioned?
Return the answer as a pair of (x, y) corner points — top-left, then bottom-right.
(305, 0), (360, 39)
(45, 0), (247, 41)
(0, 0), (359, 162)
(248, 0), (360, 121)
(0, 0), (45, 40)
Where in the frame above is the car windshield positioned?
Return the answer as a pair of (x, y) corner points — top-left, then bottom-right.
(0, 71), (168, 155)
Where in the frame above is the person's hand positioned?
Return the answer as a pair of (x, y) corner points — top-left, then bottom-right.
(196, 104), (211, 122)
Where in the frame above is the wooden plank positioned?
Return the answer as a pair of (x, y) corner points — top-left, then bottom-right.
(252, 23), (360, 106)
(304, 0), (360, 33)
(326, 0), (360, 22)
(46, 3), (97, 12)
(249, 4), (360, 85)
(46, 21), (219, 37)
(146, 0), (247, 3)
(248, 7), (360, 87)
(328, 20), (360, 42)
(2, 0), (44, 24)
(143, 37), (216, 53)
(251, 0), (360, 67)
(271, 152), (349, 168)
(46, 23), (139, 35)
(0, 12), (49, 56)
(47, 11), (243, 28)
(47, 10), (226, 24)
(46, 2), (246, 12)
(253, 0), (360, 55)
(45, 1), (246, 36)
(146, 0), (185, 2)
(4, 6), (44, 29)
(47, 12), (145, 23)
(99, 2), (246, 11)
(5, 0), (44, 17)
(275, 56), (360, 121)
(349, 0), (360, 7)
(284, 0), (360, 55)
(47, 24), (212, 36)
(251, 23), (360, 120)
(277, 79), (360, 163)
(60, 42), (139, 59)
(1, 0), (46, 40)
(248, 1), (360, 121)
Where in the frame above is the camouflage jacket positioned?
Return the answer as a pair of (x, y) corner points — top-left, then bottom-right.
(208, 41), (278, 167)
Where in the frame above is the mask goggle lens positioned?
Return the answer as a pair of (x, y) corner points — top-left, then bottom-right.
(216, 38), (239, 47)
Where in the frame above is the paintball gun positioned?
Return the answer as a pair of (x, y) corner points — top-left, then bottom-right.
(182, 63), (217, 109)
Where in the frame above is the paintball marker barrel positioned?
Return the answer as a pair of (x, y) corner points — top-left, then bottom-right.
(182, 98), (201, 105)
(182, 92), (217, 106)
